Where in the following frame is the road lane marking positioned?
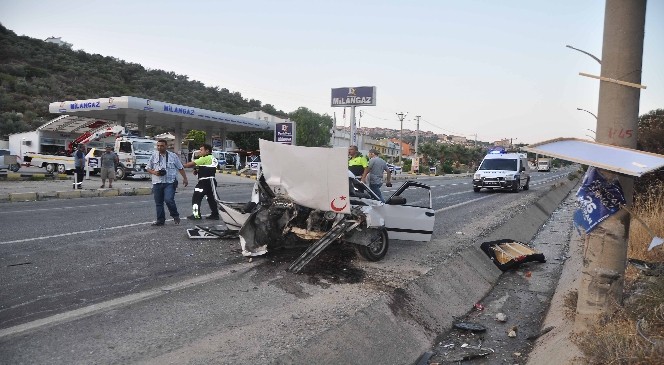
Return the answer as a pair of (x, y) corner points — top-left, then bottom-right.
(0, 263), (255, 339)
(0, 221), (157, 245)
(435, 195), (493, 213)
(0, 199), (152, 215)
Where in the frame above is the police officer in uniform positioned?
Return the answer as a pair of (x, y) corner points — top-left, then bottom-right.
(348, 145), (368, 177)
(183, 144), (220, 220)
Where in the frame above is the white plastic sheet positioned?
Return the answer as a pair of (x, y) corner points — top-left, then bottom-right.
(523, 138), (664, 177)
(259, 140), (351, 214)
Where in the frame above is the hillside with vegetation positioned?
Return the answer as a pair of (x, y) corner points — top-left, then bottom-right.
(0, 23), (337, 149)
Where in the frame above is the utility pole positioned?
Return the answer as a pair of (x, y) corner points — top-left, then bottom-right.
(576, 0), (646, 326)
(414, 115), (421, 155)
(396, 112), (407, 164)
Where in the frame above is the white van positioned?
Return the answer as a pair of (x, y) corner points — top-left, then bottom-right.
(473, 151), (530, 192)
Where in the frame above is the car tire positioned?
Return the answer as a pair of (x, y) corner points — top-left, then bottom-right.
(473, 187), (481, 192)
(9, 163), (20, 172)
(511, 181), (519, 193)
(523, 177), (530, 191)
(57, 164), (66, 174)
(357, 228), (389, 261)
(45, 163), (56, 173)
(116, 166), (126, 180)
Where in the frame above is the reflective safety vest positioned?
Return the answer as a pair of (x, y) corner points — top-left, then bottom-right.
(348, 155), (368, 176)
(194, 154), (218, 180)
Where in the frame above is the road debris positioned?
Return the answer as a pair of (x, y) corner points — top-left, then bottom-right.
(480, 239), (546, 271)
(453, 322), (487, 332)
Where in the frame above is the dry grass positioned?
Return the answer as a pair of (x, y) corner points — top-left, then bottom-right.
(563, 290), (578, 320)
(575, 181), (664, 364)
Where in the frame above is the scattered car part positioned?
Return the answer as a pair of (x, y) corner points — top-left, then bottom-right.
(480, 239), (546, 271)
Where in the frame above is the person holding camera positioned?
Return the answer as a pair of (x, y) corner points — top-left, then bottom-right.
(182, 143), (220, 220)
(147, 139), (188, 226)
(361, 149), (392, 202)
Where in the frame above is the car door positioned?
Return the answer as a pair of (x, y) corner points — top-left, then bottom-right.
(373, 181), (435, 241)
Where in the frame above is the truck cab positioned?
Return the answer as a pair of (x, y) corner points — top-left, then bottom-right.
(537, 158), (551, 172)
(114, 137), (157, 179)
(473, 151), (530, 193)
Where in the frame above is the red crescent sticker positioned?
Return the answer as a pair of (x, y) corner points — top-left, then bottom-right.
(330, 196), (348, 212)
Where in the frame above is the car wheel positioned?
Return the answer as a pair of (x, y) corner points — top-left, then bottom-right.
(473, 187), (481, 192)
(357, 228), (389, 261)
(57, 164), (66, 174)
(511, 181), (520, 193)
(9, 163), (20, 172)
(523, 177), (530, 191)
(115, 167), (126, 180)
(45, 163), (56, 173)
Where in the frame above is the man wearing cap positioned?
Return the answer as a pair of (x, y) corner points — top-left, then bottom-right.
(100, 146), (119, 188)
(361, 149), (392, 202)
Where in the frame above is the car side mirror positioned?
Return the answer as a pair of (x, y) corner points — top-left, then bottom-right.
(386, 196), (406, 205)
(520, 166), (526, 172)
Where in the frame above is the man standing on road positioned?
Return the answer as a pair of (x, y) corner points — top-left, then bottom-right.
(146, 140), (188, 226)
(348, 145), (368, 177)
(99, 146), (119, 188)
(183, 144), (220, 220)
(361, 149), (392, 202)
(72, 144), (86, 189)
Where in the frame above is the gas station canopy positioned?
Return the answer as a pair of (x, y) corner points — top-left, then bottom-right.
(48, 96), (274, 133)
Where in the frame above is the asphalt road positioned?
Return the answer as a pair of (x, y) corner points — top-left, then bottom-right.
(0, 167), (576, 364)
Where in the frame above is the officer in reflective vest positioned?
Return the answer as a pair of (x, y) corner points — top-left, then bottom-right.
(348, 145), (368, 177)
(183, 144), (220, 220)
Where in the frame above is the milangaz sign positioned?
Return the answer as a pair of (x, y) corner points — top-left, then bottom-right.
(331, 86), (376, 107)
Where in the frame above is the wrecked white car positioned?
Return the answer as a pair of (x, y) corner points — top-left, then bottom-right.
(189, 140), (435, 272)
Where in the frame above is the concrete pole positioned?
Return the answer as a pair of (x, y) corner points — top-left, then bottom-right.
(219, 127), (227, 151)
(173, 122), (183, 156)
(349, 106), (357, 147)
(138, 116), (146, 137)
(415, 115), (421, 155)
(576, 0), (646, 326)
(396, 112), (407, 164)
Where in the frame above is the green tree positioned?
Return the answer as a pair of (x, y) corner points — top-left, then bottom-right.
(227, 131), (273, 151)
(637, 108), (664, 154)
(185, 130), (206, 148)
(635, 108), (664, 195)
(288, 107), (333, 147)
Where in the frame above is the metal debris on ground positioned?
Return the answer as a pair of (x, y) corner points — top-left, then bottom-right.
(453, 322), (487, 332)
(480, 239), (546, 271)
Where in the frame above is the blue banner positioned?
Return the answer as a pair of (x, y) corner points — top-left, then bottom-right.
(573, 167), (626, 233)
(274, 122), (294, 145)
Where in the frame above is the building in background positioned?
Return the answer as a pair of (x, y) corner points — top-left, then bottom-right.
(44, 36), (72, 48)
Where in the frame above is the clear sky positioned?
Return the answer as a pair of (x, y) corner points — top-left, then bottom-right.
(1, 0), (662, 144)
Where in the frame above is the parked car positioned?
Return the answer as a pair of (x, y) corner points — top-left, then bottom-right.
(0, 149), (21, 172)
(386, 163), (402, 174)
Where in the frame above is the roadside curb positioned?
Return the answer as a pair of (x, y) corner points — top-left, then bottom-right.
(276, 176), (580, 364)
(3, 187), (154, 202)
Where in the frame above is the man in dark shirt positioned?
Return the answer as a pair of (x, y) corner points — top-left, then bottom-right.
(72, 145), (86, 189)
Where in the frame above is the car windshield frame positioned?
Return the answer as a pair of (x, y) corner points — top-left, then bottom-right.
(479, 158), (518, 171)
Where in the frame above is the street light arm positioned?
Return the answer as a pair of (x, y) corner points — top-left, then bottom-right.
(576, 107), (598, 120)
(566, 45), (602, 65)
